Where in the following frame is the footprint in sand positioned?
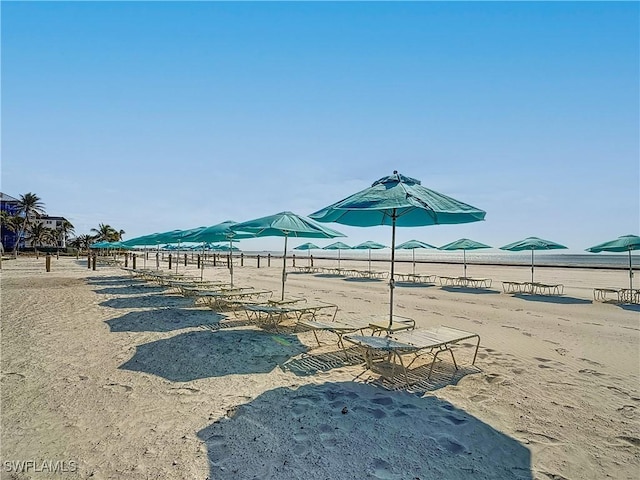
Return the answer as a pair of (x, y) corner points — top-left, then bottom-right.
(616, 405), (637, 419)
(371, 397), (394, 407)
(616, 436), (640, 447)
(169, 387), (201, 395)
(578, 368), (605, 377)
(484, 373), (503, 384)
(435, 436), (468, 454)
(470, 394), (490, 403)
(511, 368), (525, 375)
(516, 430), (563, 445)
(1, 372), (25, 381)
(538, 471), (569, 480)
(578, 358), (603, 367)
(444, 414), (468, 425)
(554, 348), (568, 356)
(102, 383), (132, 393)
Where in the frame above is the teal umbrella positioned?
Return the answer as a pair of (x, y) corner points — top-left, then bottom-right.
(323, 241), (352, 270)
(439, 238), (491, 278)
(396, 239), (437, 275)
(231, 212), (345, 300)
(294, 242), (320, 266)
(352, 240), (387, 272)
(310, 171), (485, 326)
(500, 237), (567, 284)
(182, 221), (256, 285)
(586, 234), (640, 291)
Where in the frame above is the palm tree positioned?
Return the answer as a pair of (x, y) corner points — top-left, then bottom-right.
(12, 192), (46, 255)
(59, 220), (75, 248)
(90, 223), (118, 242)
(69, 234), (94, 253)
(26, 223), (56, 258)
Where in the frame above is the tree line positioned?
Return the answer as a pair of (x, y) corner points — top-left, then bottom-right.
(1, 192), (125, 254)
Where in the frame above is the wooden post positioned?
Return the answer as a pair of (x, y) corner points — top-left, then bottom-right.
(125, 255), (128, 268)
(184, 253), (187, 266)
(197, 254), (201, 269)
(257, 255), (261, 268)
(213, 254), (217, 267)
(292, 254), (296, 267)
(87, 254), (91, 269)
(311, 255), (314, 267)
(45, 254), (51, 272)
(168, 254), (172, 270)
(240, 253), (244, 266)
(92, 254), (97, 271)
(132, 254), (137, 270)
(268, 253), (271, 267)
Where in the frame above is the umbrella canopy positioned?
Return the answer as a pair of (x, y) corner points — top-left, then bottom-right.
(294, 242), (320, 266)
(586, 234), (640, 290)
(121, 232), (165, 247)
(439, 238), (492, 277)
(500, 237), (567, 284)
(310, 171), (485, 326)
(231, 212), (345, 300)
(323, 241), (352, 270)
(352, 241), (387, 272)
(294, 242), (320, 251)
(396, 239), (437, 275)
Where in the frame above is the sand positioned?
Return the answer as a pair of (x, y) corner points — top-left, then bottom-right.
(1, 255), (638, 479)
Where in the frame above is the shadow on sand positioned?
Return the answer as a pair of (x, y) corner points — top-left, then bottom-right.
(197, 381), (532, 480)
(440, 286), (500, 295)
(513, 294), (592, 305)
(93, 284), (167, 295)
(120, 329), (308, 381)
(619, 303), (640, 312)
(105, 308), (222, 333)
(100, 294), (193, 309)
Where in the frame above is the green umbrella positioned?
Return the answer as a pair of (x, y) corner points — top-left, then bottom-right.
(230, 212), (345, 300)
(586, 234), (640, 291)
(323, 241), (352, 270)
(294, 242), (320, 266)
(500, 237), (567, 284)
(310, 171), (485, 326)
(182, 221), (256, 285)
(395, 239), (437, 275)
(352, 240), (387, 272)
(439, 238), (491, 278)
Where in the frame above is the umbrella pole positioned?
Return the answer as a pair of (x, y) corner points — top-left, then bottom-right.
(389, 211), (397, 327)
(412, 249), (416, 276)
(281, 234), (288, 301)
(531, 249), (535, 284)
(629, 249), (633, 291)
(201, 243), (205, 281)
(463, 249), (467, 278)
(143, 248), (147, 269)
(229, 237), (234, 288)
(368, 249), (371, 272)
(308, 250), (311, 267)
(338, 249), (341, 270)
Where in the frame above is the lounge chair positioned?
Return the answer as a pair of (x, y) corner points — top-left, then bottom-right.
(344, 325), (480, 387)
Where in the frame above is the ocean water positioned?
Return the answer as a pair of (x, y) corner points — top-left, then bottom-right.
(248, 250), (639, 270)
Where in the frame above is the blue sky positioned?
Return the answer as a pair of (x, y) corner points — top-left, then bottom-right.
(2, 1), (638, 252)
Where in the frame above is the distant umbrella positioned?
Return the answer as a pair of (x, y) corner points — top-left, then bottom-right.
(311, 171), (485, 327)
(352, 241), (387, 272)
(294, 242), (320, 266)
(323, 241), (352, 270)
(500, 237), (567, 284)
(181, 220), (256, 285)
(439, 238), (491, 278)
(231, 212), (345, 300)
(586, 234), (640, 291)
(396, 239), (437, 275)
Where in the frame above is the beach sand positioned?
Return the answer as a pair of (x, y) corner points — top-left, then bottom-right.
(1, 256), (638, 479)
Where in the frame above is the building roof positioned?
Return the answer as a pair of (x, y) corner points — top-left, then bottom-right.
(0, 192), (20, 203)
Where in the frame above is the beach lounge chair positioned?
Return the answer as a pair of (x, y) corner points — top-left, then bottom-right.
(344, 325), (480, 387)
(243, 300), (339, 330)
